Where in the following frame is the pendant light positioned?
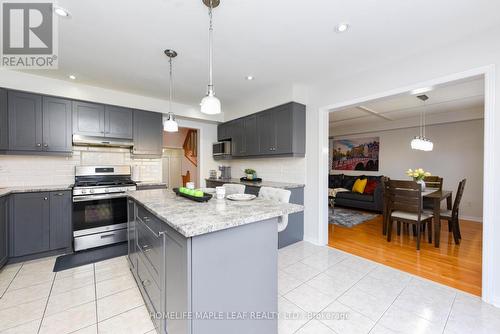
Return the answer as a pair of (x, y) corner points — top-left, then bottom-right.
(410, 94), (434, 151)
(164, 49), (179, 132)
(200, 0), (222, 115)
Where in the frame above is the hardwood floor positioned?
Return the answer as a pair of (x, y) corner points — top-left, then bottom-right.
(328, 214), (483, 296)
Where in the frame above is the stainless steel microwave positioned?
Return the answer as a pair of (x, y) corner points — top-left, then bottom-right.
(213, 141), (231, 156)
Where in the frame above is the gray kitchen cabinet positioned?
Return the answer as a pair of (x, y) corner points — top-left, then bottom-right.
(105, 105), (133, 139)
(231, 119), (245, 156)
(49, 191), (72, 250)
(0, 89), (8, 150)
(217, 121), (231, 141)
(257, 109), (275, 154)
(9, 191), (72, 259)
(127, 198), (137, 270)
(218, 102), (305, 159)
(0, 197), (8, 269)
(10, 192), (50, 257)
(73, 101), (105, 136)
(8, 91), (43, 151)
(42, 97), (72, 153)
(132, 110), (163, 157)
(1, 91), (72, 155)
(274, 104), (293, 154)
(244, 115), (258, 156)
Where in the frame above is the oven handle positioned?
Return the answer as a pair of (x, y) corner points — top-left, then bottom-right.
(72, 193), (128, 202)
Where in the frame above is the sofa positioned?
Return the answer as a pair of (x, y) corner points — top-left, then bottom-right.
(329, 174), (384, 212)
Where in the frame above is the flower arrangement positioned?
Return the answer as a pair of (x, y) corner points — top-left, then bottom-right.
(406, 168), (431, 181)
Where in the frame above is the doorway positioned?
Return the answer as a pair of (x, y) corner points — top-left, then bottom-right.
(163, 127), (199, 188)
(316, 67), (496, 303)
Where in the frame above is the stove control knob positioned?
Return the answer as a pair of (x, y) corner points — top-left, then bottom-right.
(90, 189), (95, 194)
(81, 189), (87, 194)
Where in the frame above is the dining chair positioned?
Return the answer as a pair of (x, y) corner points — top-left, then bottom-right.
(259, 187), (291, 232)
(223, 183), (246, 195)
(440, 179), (466, 244)
(424, 176), (443, 190)
(387, 180), (434, 250)
(423, 176), (444, 210)
(382, 177), (390, 236)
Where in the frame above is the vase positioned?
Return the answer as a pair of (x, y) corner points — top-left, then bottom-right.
(246, 173), (254, 180)
(416, 179), (426, 190)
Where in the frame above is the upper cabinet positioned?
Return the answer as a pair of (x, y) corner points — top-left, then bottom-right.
(219, 102), (305, 159)
(43, 97), (73, 153)
(105, 106), (133, 139)
(8, 91), (43, 152)
(1, 91), (72, 154)
(132, 110), (163, 158)
(72, 101), (105, 137)
(73, 101), (133, 139)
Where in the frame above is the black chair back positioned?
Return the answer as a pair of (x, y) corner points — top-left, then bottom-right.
(452, 179), (467, 220)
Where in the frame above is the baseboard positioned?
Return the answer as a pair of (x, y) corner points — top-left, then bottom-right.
(460, 215), (483, 223)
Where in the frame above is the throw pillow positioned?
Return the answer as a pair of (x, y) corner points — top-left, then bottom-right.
(352, 178), (368, 193)
(364, 180), (379, 194)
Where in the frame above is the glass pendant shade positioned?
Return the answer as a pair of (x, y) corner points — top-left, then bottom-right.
(163, 113), (178, 132)
(200, 92), (221, 115)
(411, 136), (433, 151)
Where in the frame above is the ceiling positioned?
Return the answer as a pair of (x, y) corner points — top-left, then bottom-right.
(329, 77), (484, 127)
(21, 0), (500, 110)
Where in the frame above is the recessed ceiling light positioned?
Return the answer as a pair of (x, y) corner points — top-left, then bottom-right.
(69, 75), (76, 80)
(246, 76), (254, 81)
(335, 23), (349, 33)
(54, 6), (70, 17)
(410, 86), (434, 95)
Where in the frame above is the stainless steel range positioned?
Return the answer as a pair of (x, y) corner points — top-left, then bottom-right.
(72, 165), (136, 251)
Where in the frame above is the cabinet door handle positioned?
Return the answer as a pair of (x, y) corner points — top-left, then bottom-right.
(56, 193), (64, 196)
(43, 197), (48, 201)
(43, 143), (48, 148)
(100, 233), (116, 239)
(141, 279), (151, 287)
(143, 216), (150, 222)
(36, 143), (42, 147)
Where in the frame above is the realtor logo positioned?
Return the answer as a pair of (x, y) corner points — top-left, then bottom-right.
(1, 1), (58, 68)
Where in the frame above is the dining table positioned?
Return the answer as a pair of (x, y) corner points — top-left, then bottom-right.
(422, 188), (453, 247)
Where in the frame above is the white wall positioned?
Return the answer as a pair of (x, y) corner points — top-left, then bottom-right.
(226, 157), (306, 184)
(330, 119), (484, 220)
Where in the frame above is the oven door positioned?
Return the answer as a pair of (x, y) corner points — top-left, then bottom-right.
(72, 195), (128, 236)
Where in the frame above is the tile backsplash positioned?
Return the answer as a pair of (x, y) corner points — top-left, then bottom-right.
(227, 157), (306, 184)
(0, 147), (162, 187)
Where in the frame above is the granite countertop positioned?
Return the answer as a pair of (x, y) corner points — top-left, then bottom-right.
(0, 184), (73, 197)
(205, 178), (305, 189)
(127, 189), (304, 238)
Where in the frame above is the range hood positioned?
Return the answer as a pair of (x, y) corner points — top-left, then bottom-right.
(72, 135), (134, 148)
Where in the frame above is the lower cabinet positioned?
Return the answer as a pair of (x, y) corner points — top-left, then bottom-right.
(9, 191), (72, 259)
(129, 201), (189, 334)
(0, 196), (8, 269)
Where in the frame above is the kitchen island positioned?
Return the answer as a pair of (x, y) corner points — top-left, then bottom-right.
(126, 189), (303, 334)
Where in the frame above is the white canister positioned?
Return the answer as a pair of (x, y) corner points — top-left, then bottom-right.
(215, 186), (226, 199)
(186, 182), (195, 190)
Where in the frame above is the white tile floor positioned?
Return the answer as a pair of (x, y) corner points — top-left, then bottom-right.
(0, 242), (499, 334)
